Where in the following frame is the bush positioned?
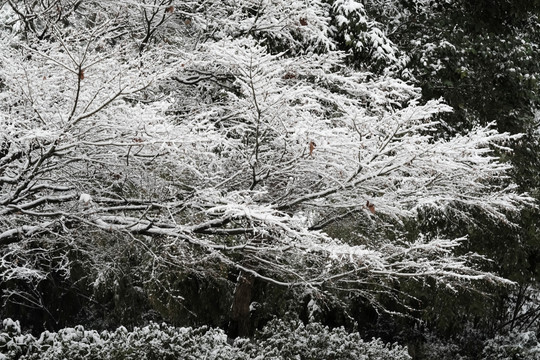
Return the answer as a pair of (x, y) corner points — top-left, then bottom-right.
(481, 330), (540, 360)
(0, 318), (411, 360)
(245, 319), (411, 360)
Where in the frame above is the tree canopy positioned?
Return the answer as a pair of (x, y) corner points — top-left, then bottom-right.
(1, 1), (539, 358)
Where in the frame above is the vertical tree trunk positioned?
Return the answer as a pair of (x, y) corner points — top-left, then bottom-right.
(227, 272), (254, 338)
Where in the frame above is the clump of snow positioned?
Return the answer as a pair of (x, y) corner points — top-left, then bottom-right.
(79, 193), (92, 204)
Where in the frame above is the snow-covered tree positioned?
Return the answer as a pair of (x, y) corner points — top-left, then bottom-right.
(0, 0), (532, 335)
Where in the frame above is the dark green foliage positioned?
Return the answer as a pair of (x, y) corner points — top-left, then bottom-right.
(390, 1), (540, 134)
(0, 229), (236, 333)
(323, 2), (540, 355)
(326, 0), (404, 73)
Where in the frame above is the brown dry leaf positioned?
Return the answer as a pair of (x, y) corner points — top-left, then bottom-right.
(165, 6), (174, 13)
(366, 200), (375, 214)
(300, 18), (308, 26)
(309, 141), (316, 156)
(79, 69), (85, 80)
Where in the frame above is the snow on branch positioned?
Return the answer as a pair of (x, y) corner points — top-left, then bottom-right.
(0, 0), (531, 312)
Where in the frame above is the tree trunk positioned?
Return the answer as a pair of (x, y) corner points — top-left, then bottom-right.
(227, 272), (254, 338)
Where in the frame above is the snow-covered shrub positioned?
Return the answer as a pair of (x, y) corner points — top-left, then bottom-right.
(0, 318), (410, 360)
(3, 322), (245, 360)
(481, 330), (540, 360)
(0, 319), (37, 360)
(242, 319), (411, 360)
(418, 335), (468, 360)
